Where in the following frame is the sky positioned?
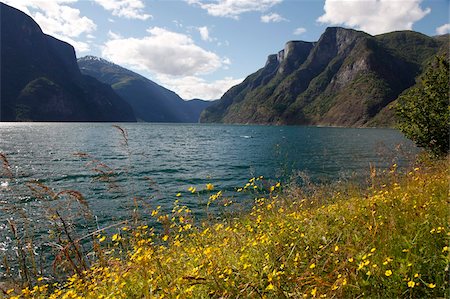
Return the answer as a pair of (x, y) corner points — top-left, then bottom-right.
(4, 0), (450, 100)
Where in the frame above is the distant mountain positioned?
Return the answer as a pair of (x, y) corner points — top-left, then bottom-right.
(78, 56), (215, 123)
(200, 27), (448, 127)
(0, 3), (135, 122)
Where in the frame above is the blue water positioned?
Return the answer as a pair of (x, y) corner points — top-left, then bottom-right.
(0, 123), (417, 268)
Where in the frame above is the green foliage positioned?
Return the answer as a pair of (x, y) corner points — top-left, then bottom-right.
(376, 31), (441, 66)
(396, 56), (450, 156)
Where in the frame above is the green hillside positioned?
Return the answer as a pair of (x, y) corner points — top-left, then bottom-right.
(78, 56), (214, 123)
(1, 3), (135, 122)
(200, 28), (448, 127)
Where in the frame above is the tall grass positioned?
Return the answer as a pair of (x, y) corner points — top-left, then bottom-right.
(3, 154), (448, 298)
(1, 154), (100, 288)
(0, 127), (134, 291)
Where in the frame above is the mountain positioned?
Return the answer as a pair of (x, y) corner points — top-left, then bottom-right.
(200, 27), (448, 127)
(77, 56), (214, 123)
(0, 3), (135, 122)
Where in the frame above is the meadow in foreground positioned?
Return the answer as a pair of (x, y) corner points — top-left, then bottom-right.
(5, 156), (449, 298)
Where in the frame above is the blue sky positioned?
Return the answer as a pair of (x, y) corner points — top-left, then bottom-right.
(4, 0), (450, 100)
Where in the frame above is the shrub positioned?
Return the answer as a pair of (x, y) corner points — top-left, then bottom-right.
(396, 55), (449, 156)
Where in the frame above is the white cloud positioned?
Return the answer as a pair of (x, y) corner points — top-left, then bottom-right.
(107, 30), (123, 39)
(93, 0), (151, 20)
(3, 0), (96, 53)
(217, 40), (230, 47)
(187, 0), (283, 19)
(436, 23), (450, 35)
(293, 27), (307, 35)
(33, 10), (95, 38)
(102, 27), (228, 76)
(60, 36), (91, 54)
(261, 13), (287, 23)
(173, 20), (184, 28)
(156, 75), (243, 100)
(317, 0), (431, 35)
(198, 26), (212, 41)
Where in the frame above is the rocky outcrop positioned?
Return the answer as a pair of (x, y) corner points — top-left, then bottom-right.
(0, 3), (136, 121)
(200, 27), (447, 127)
(277, 41), (315, 75)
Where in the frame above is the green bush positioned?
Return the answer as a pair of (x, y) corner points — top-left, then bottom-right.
(396, 55), (449, 156)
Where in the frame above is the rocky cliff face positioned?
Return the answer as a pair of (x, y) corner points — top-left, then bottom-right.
(0, 3), (136, 121)
(277, 41), (315, 75)
(78, 56), (214, 123)
(200, 27), (447, 127)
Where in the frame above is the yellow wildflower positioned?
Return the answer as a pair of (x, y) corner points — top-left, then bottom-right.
(408, 281), (415, 288)
(357, 262), (365, 270)
(265, 284), (275, 291)
(203, 247), (212, 256)
(205, 183), (214, 190)
(385, 270), (392, 277)
(309, 263), (316, 269)
(428, 283), (436, 288)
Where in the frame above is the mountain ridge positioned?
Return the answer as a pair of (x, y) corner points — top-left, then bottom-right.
(0, 2), (136, 122)
(78, 56), (215, 123)
(200, 27), (448, 127)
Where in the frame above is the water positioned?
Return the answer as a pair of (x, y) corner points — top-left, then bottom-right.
(0, 122), (417, 218)
(0, 123), (417, 276)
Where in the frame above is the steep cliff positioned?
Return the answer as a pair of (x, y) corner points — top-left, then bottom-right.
(78, 56), (214, 122)
(200, 27), (447, 126)
(0, 3), (136, 121)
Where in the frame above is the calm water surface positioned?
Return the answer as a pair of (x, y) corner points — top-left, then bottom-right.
(0, 123), (417, 263)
